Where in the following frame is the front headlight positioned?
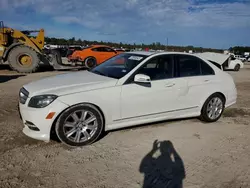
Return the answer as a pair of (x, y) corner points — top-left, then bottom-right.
(28, 95), (58, 108)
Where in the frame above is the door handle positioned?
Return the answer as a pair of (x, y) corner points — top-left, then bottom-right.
(204, 79), (210, 82)
(165, 83), (175, 87)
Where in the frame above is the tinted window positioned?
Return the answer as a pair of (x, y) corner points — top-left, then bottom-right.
(201, 60), (215, 75)
(91, 47), (100, 52)
(104, 47), (114, 52)
(144, 58), (157, 68)
(92, 47), (105, 52)
(208, 60), (221, 69)
(176, 55), (214, 77)
(92, 47), (114, 52)
(136, 55), (174, 81)
(177, 55), (200, 77)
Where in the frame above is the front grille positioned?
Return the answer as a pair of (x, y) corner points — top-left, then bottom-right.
(19, 87), (29, 104)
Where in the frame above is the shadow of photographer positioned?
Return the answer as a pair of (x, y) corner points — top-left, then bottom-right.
(139, 140), (186, 188)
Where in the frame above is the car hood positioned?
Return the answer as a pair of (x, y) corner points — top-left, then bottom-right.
(23, 70), (118, 97)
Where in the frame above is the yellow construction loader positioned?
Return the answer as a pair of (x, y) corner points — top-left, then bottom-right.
(0, 21), (83, 73)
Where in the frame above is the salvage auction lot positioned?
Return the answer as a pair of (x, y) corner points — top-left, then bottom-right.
(0, 65), (250, 188)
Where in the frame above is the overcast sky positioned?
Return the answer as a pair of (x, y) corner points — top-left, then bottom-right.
(1, 0), (250, 49)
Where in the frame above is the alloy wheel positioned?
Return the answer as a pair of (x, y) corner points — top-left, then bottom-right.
(206, 97), (223, 120)
(62, 110), (98, 143)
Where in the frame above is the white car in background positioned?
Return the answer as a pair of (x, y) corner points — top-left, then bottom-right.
(234, 55), (247, 62)
(18, 51), (237, 147)
(230, 58), (244, 71)
(196, 52), (244, 71)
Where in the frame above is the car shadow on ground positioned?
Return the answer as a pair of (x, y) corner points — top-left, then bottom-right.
(0, 75), (26, 83)
(139, 140), (186, 188)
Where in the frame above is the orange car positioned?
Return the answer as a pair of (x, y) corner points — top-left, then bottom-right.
(68, 45), (123, 68)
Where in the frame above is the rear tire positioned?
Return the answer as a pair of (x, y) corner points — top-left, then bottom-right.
(55, 104), (104, 147)
(7, 45), (40, 73)
(234, 64), (240, 71)
(200, 93), (225, 122)
(84, 57), (97, 69)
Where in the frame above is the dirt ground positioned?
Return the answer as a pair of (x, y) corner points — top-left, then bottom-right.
(0, 64), (250, 188)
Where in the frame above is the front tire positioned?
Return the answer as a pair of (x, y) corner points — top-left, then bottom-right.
(8, 45), (40, 73)
(55, 104), (104, 147)
(200, 93), (225, 122)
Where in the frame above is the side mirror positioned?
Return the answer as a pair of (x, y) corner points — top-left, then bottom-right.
(134, 74), (151, 83)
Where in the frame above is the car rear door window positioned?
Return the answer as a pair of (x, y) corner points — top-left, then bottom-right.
(176, 55), (214, 77)
(201, 60), (215, 75)
(176, 55), (201, 77)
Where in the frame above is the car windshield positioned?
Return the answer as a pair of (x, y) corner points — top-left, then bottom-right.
(89, 53), (148, 79)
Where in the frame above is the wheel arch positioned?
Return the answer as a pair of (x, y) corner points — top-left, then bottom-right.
(84, 56), (97, 62)
(84, 56), (97, 68)
(3, 43), (23, 61)
(200, 91), (226, 111)
(235, 63), (241, 70)
(199, 91), (227, 122)
(213, 92), (226, 104)
(3, 43), (42, 61)
(50, 102), (106, 140)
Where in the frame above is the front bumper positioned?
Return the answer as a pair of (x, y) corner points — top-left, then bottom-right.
(18, 99), (69, 142)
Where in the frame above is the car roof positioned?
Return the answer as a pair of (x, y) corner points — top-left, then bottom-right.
(125, 51), (228, 64)
(90, 44), (112, 48)
(125, 51), (158, 56)
(125, 51), (202, 57)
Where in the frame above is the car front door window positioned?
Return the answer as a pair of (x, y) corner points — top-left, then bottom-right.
(136, 55), (174, 81)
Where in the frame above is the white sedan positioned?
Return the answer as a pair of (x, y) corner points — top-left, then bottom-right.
(18, 51), (237, 147)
